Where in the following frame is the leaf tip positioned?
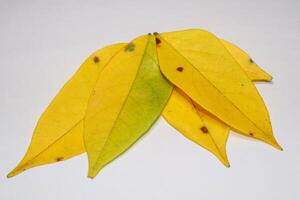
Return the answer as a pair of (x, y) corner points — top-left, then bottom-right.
(6, 169), (19, 178)
(219, 157), (230, 168)
(268, 135), (283, 151)
(268, 75), (273, 82)
(224, 161), (231, 168)
(87, 167), (101, 179)
(87, 175), (95, 179)
(6, 172), (14, 179)
(276, 144), (283, 151)
(263, 74), (273, 82)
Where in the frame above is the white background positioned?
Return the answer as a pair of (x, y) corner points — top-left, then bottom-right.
(1, 0), (299, 199)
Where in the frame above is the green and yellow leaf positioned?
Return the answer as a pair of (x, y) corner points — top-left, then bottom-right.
(84, 34), (173, 178)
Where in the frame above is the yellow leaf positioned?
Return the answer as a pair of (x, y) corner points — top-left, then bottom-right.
(7, 43), (126, 178)
(163, 88), (230, 167)
(163, 39), (274, 166)
(156, 29), (282, 150)
(8, 29), (280, 178)
(84, 34), (173, 178)
(221, 39), (272, 82)
(8, 35), (275, 177)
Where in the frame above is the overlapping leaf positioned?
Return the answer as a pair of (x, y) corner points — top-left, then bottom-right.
(7, 43), (126, 178)
(8, 29), (281, 179)
(156, 29), (281, 150)
(162, 38), (273, 166)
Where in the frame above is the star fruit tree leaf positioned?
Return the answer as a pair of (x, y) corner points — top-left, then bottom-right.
(84, 34), (173, 178)
(7, 43), (126, 178)
(156, 29), (282, 150)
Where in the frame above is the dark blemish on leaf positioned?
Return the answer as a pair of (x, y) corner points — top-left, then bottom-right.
(249, 58), (254, 63)
(147, 33), (152, 35)
(249, 132), (254, 136)
(156, 37), (161, 45)
(200, 126), (209, 133)
(177, 67), (184, 72)
(56, 157), (64, 162)
(124, 43), (135, 52)
(153, 32), (159, 35)
(93, 56), (100, 63)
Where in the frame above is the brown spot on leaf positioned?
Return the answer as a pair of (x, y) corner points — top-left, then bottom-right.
(200, 126), (209, 133)
(147, 33), (152, 35)
(153, 32), (159, 35)
(249, 58), (254, 63)
(155, 37), (161, 45)
(56, 157), (64, 162)
(249, 132), (254, 136)
(177, 67), (184, 72)
(93, 56), (100, 63)
(124, 43), (135, 52)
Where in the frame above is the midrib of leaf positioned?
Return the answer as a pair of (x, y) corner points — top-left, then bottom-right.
(13, 120), (83, 171)
(90, 36), (152, 172)
(159, 36), (272, 138)
(188, 96), (228, 162)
